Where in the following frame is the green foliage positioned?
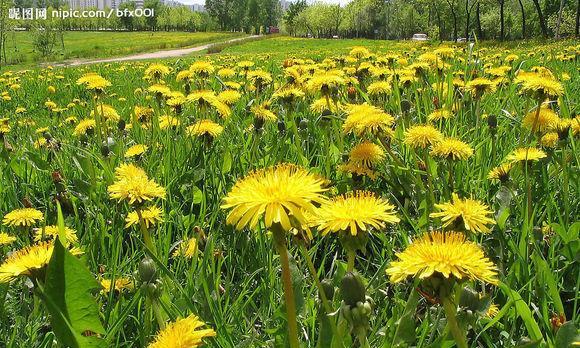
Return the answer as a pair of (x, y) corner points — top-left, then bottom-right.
(40, 238), (105, 347)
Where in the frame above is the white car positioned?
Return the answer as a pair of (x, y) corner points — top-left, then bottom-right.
(411, 33), (428, 41)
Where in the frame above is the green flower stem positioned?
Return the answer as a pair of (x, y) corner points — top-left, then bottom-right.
(136, 208), (156, 256)
(560, 149), (570, 226)
(347, 249), (356, 272)
(272, 225), (300, 348)
(441, 296), (468, 348)
(151, 300), (166, 329)
(423, 151), (435, 215)
(297, 242), (338, 336)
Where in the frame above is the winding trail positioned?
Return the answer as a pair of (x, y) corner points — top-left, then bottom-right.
(54, 35), (259, 67)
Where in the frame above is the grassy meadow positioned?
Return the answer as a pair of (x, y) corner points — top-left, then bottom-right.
(1, 31), (245, 68)
(0, 37), (579, 347)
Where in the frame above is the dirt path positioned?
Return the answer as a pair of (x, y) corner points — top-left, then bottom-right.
(55, 35), (259, 67)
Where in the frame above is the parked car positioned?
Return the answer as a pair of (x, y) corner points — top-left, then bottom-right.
(456, 35), (475, 42)
(411, 33), (428, 41)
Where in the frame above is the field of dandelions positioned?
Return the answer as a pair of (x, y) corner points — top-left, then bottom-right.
(0, 38), (579, 348)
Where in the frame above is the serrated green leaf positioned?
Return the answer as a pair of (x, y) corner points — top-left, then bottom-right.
(41, 238), (105, 348)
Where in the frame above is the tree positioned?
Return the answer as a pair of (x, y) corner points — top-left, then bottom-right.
(205, 0), (232, 30)
(144, 0), (162, 30)
(498, 0), (505, 40)
(119, 1), (137, 31)
(517, 0), (527, 38)
(531, 0), (549, 37)
(283, 0), (307, 36)
(555, 0), (565, 38)
(445, 0), (459, 40)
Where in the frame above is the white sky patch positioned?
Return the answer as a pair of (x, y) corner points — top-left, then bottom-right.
(178, 0), (351, 6)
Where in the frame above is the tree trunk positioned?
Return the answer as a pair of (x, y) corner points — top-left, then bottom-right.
(465, 1), (471, 39)
(518, 0), (527, 38)
(499, 0), (505, 40)
(576, 0), (580, 36)
(435, 4), (443, 41)
(555, 0), (565, 38)
(477, 2), (483, 39)
(531, 0), (549, 37)
(446, 0), (458, 40)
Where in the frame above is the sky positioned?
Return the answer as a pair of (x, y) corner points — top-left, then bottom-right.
(178, 0), (350, 7)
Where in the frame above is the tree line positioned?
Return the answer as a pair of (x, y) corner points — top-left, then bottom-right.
(281, 0), (579, 40)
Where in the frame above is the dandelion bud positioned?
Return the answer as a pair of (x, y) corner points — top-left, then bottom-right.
(253, 117), (265, 130)
(400, 100), (412, 113)
(433, 96), (440, 108)
(101, 145), (110, 157)
(138, 257), (157, 284)
(347, 86), (357, 99)
(118, 119), (126, 131)
(340, 272), (366, 307)
(277, 120), (286, 133)
(487, 114), (497, 129)
(320, 279), (334, 301)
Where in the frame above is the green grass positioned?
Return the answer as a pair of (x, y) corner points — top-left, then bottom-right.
(0, 38), (578, 347)
(1, 31), (246, 68)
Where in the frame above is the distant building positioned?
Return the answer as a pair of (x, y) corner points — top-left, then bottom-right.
(66, 0), (143, 9)
(188, 3), (205, 12)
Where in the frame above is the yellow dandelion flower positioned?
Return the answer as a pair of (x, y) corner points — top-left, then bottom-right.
(189, 61), (215, 75)
(430, 193), (495, 234)
(540, 132), (559, 148)
(217, 68), (236, 79)
(311, 191), (399, 236)
(519, 75), (564, 100)
(404, 124), (443, 149)
(108, 164), (166, 205)
(427, 109), (453, 122)
(343, 103), (395, 137)
(464, 78), (496, 98)
(172, 237), (198, 259)
(251, 103), (277, 122)
(338, 162), (379, 180)
(488, 163), (512, 182)
(430, 138), (473, 161)
(307, 73), (345, 94)
(125, 144), (149, 158)
(221, 164), (328, 231)
(349, 46), (371, 59)
(0, 242), (54, 283)
(148, 84), (171, 96)
(348, 141), (385, 167)
(522, 107), (560, 133)
(33, 225), (78, 243)
(125, 206), (164, 228)
(114, 163), (147, 180)
(144, 63), (170, 80)
(101, 277), (134, 294)
(367, 81), (392, 96)
(272, 87), (305, 103)
(217, 90), (241, 105)
(506, 147), (547, 163)
(159, 115), (181, 130)
(73, 119), (96, 136)
(3, 208), (43, 227)
(386, 231), (498, 285)
(0, 233), (16, 246)
(148, 315), (216, 348)
(76, 73), (111, 91)
(486, 303), (499, 318)
(310, 98), (342, 114)
(186, 120), (224, 139)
